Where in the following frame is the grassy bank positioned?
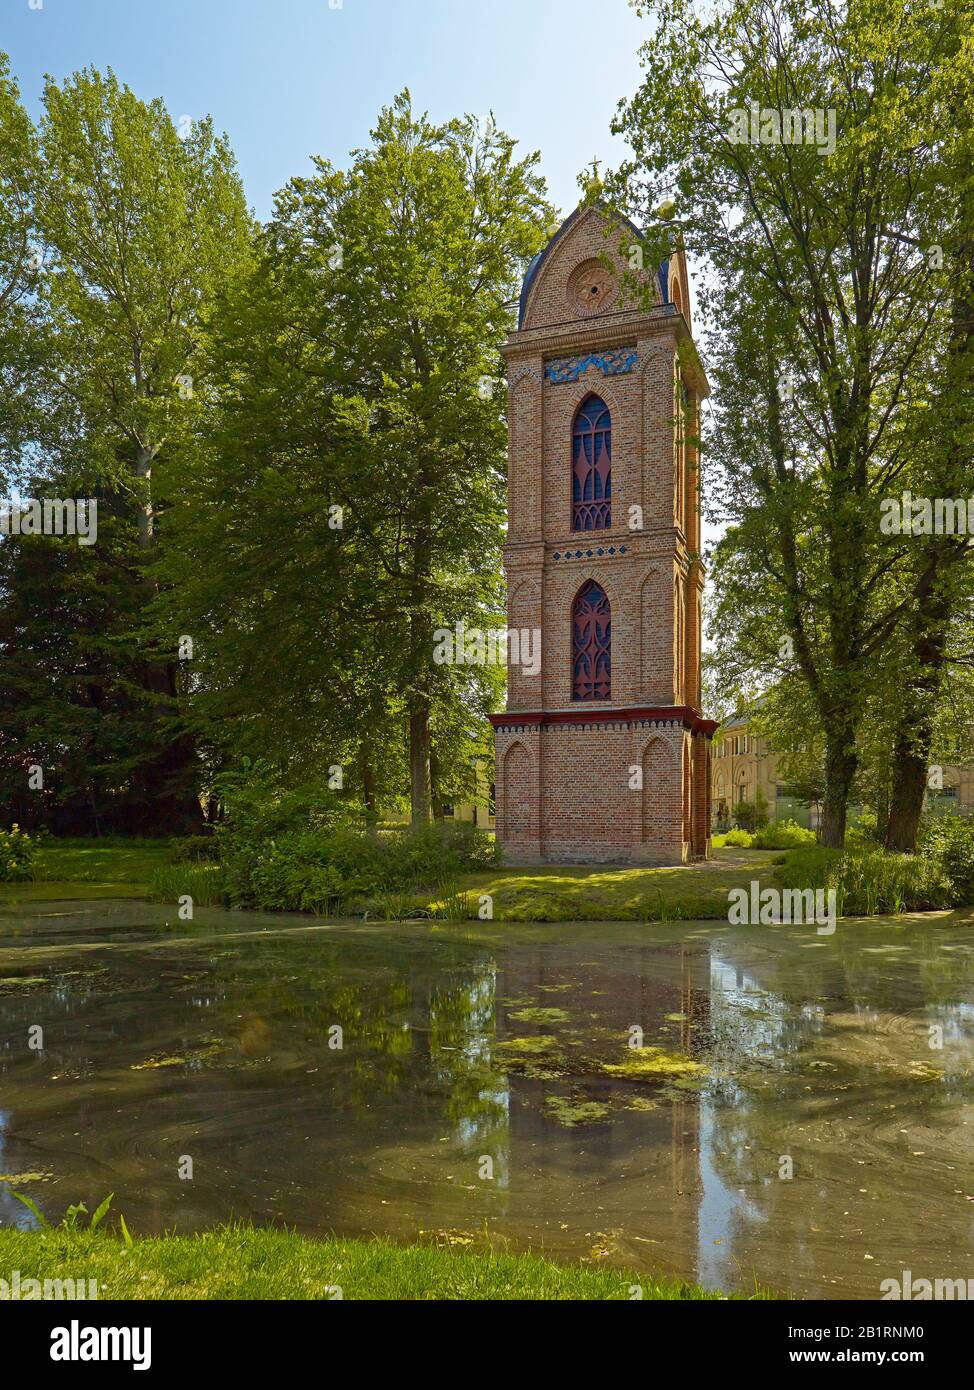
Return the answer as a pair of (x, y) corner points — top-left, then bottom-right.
(2, 838), (782, 920)
(0, 839), (171, 902)
(0, 1226), (737, 1300)
(5, 839), (970, 924)
(420, 850), (781, 921)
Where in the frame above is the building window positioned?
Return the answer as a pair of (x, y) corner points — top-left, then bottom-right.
(572, 394), (611, 531)
(572, 579), (611, 701)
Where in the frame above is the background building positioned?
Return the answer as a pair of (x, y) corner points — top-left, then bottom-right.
(711, 716), (974, 831)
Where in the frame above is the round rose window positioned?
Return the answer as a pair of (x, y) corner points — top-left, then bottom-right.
(568, 259), (616, 314)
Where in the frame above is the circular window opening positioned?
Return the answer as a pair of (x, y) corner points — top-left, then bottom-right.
(568, 259), (617, 315)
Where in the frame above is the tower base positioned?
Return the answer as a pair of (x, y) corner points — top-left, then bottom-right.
(490, 706), (715, 867)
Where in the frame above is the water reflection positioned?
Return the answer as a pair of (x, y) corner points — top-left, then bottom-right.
(0, 903), (971, 1298)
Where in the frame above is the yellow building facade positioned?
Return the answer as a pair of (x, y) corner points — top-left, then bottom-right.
(711, 716), (974, 830)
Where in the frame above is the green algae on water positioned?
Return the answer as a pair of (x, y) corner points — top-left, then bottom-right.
(131, 1043), (224, 1071)
(508, 1007), (570, 1024)
(544, 1095), (611, 1127)
(496, 1034), (562, 1054)
(602, 1046), (705, 1081)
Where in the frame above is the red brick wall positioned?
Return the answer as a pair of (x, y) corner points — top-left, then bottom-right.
(494, 718), (688, 865)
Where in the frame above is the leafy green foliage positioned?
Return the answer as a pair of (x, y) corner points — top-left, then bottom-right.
(777, 846), (953, 914)
(713, 826), (755, 848)
(732, 799), (766, 832)
(0, 824), (36, 880)
(715, 819), (815, 850)
(11, 1190), (116, 1232)
(1, 66), (252, 834)
(752, 820), (816, 850)
(153, 91), (551, 824)
(611, 0), (974, 847)
(0, 1224), (749, 1300)
(223, 817), (500, 913)
(918, 813), (974, 906)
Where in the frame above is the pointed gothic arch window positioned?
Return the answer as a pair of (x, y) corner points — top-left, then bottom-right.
(572, 579), (611, 700)
(572, 394), (611, 530)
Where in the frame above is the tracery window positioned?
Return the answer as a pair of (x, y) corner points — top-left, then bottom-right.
(572, 579), (611, 701)
(572, 395), (611, 530)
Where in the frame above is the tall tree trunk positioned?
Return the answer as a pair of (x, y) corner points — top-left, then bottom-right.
(885, 567), (950, 851)
(359, 737), (379, 833)
(884, 747), (929, 852)
(135, 444), (156, 552)
(429, 744), (444, 820)
(408, 519), (433, 827)
(821, 722), (858, 848)
(409, 706), (431, 826)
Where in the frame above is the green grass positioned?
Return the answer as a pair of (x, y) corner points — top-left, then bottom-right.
(0, 839), (176, 903)
(148, 861), (226, 907)
(31, 840), (171, 886)
(776, 844), (955, 914)
(3, 842), (784, 921)
(8, 840), (966, 924)
(0, 1225), (745, 1300)
(431, 848), (783, 921)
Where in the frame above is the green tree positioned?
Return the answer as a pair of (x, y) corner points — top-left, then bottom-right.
(0, 52), (41, 488)
(28, 68), (252, 829)
(611, 0), (972, 848)
(157, 93), (550, 823)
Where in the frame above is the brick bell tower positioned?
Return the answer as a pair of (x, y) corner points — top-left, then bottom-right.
(489, 202), (716, 864)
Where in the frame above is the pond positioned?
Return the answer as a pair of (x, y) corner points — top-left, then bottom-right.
(0, 901), (972, 1298)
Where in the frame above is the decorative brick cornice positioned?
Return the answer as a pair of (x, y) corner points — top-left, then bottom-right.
(490, 705), (718, 737)
(503, 312), (668, 358)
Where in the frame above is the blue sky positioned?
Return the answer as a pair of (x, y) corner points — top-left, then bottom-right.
(3, 0), (650, 220)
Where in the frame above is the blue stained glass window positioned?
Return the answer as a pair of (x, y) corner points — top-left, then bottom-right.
(572, 395), (611, 531)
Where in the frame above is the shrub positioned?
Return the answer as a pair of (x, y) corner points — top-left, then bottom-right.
(919, 813), (974, 906)
(212, 762), (352, 908)
(169, 833), (220, 863)
(846, 810), (880, 848)
(718, 827), (754, 847)
(383, 820), (500, 882)
(242, 829), (379, 913)
(751, 819), (816, 850)
(0, 825), (36, 881)
(777, 845), (952, 915)
(222, 820), (500, 914)
(732, 799), (767, 832)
